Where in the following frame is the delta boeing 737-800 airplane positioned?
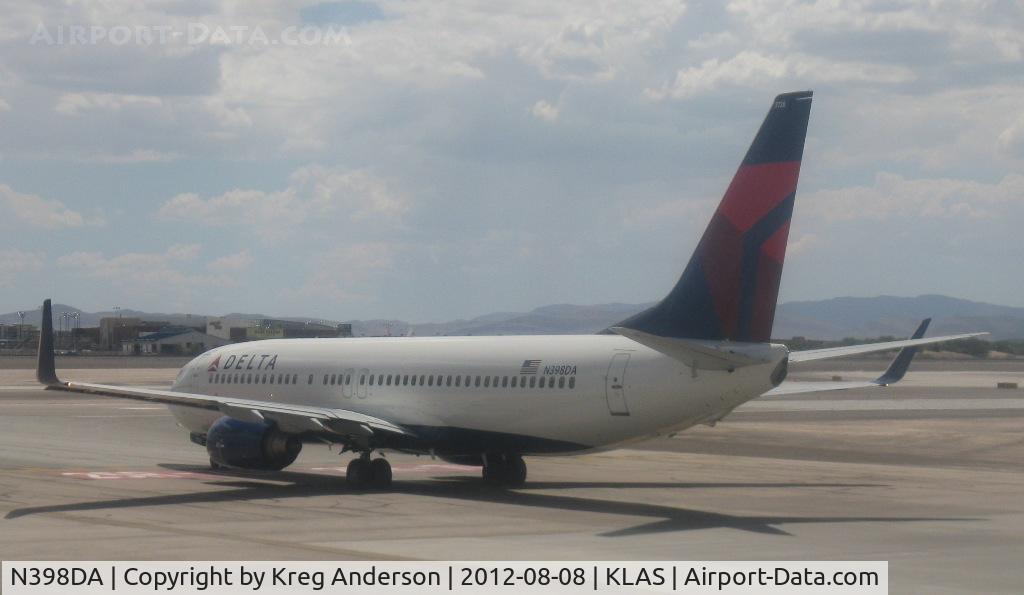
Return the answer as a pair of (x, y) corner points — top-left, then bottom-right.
(36, 91), (983, 489)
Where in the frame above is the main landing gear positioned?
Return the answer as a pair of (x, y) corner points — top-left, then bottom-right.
(346, 453), (392, 489)
(482, 453), (527, 487)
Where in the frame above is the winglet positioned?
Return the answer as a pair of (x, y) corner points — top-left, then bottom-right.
(875, 318), (930, 386)
(37, 299), (61, 386)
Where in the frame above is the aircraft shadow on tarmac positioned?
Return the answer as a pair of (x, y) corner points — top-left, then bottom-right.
(4, 465), (976, 538)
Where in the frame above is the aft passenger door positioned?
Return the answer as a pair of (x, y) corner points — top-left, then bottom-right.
(605, 353), (631, 416)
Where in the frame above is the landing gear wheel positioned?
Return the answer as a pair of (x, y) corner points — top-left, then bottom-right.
(482, 454), (526, 487)
(346, 457), (372, 488)
(504, 455), (527, 487)
(370, 458), (393, 489)
(482, 458), (506, 485)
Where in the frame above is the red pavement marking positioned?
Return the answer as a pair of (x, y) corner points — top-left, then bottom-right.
(59, 464), (475, 480)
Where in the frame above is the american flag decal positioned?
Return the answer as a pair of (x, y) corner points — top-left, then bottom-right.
(520, 359), (541, 375)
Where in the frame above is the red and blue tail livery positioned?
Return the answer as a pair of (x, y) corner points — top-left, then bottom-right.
(616, 90), (813, 342)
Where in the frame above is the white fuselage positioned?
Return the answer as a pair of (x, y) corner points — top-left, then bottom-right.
(168, 335), (787, 456)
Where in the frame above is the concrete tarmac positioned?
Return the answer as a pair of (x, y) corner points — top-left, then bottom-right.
(0, 359), (1022, 593)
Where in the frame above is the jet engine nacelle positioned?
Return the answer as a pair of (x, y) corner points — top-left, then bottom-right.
(206, 416), (302, 470)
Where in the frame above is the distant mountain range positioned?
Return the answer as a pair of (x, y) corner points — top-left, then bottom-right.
(3, 295), (1023, 340)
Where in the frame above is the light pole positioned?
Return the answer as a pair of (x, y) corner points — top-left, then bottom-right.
(62, 312), (70, 351)
(72, 312), (80, 352)
(17, 311), (25, 345)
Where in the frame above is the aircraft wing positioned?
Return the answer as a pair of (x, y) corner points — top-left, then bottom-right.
(46, 381), (413, 438)
(35, 300), (413, 441)
(768, 318), (985, 396)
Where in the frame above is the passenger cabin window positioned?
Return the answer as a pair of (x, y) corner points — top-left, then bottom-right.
(569, 377), (576, 389)
(559, 376), (566, 388)
(403, 375), (409, 386)
(360, 374), (366, 385)
(483, 376), (490, 388)
(386, 374), (393, 386)
(475, 376), (481, 387)
(446, 375), (453, 386)
(529, 376), (536, 388)
(419, 375), (426, 385)
(428, 375), (434, 387)
(455, 376), (461, 387)
(308, 374), (314, 385)
(369, 375), (375, 386)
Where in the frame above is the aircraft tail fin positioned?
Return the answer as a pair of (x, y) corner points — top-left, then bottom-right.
(614, 91), (813, 342)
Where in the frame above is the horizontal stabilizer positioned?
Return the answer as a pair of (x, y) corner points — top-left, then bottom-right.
(767, 319), (984, 396)
(609, 326), (769, 370)
(789, 331), (987, 363)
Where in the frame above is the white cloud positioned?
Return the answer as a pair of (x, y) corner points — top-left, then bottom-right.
(55, 93), (163, 116)
(787, 233), (820, 257)
(77, 149), (181, 164)
(519, 3), (687, 82)
(649, 51), (914, 99)
(0, 184), (104, 229)
(620, 196), (714, 231)
(725, 0), (1023, 62)
(281, 241), (404, 303)
(55, 244), (242, 307)
(0, 249), (44, 286)
(687, 30), (739, 51)
(804, 173), (1024, 222)
(998, 113), (1024, 158)
(57, 243), (200, 278)
(158, 166), (407, 241)
(207, 250), (253, 273)
(531, 100), (559, 122)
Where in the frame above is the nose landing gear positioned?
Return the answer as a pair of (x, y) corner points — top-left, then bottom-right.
(346, 453), (392, 489)
(482, 453), (527, 487)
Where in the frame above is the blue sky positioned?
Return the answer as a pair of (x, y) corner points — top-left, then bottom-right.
(0, 1), (1022, 321)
